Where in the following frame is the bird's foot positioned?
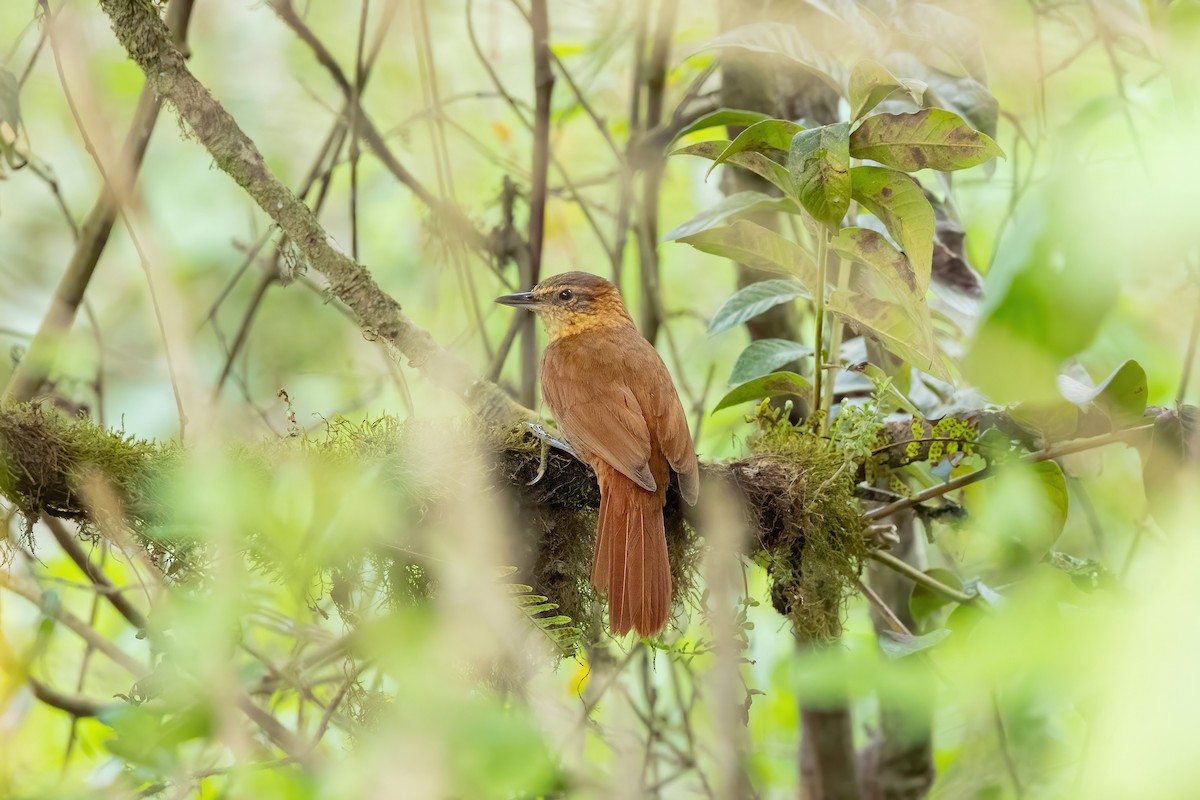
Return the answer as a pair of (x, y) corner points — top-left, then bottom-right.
(523, 421), (580, 487)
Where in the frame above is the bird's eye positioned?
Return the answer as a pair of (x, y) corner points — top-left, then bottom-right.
(558, 289), (574, 301)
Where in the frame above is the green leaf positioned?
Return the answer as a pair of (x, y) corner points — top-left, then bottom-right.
(787, 122), (851, 226)
(707, 119), (805, 179)
(678, 220), (820, 291)
(1057, 359), (1148, 423)
(831, 226), (926, 300)
(664, 191), (798, 242)
(849, 109), (1004, 172)
(708, 279), (810, 336)
(713, 372), (812, 414)
(878, 628), (951, 659)
(728, 339), (814, 384)
(695, 22), (847, 94)
(672, 140), (793, 197)
(848, 60), (925, 120)
(827, 290), (950, 381)
(671, 108), (772, 142)
(851, 166), (935, 287)
(909, 568), (964, 628)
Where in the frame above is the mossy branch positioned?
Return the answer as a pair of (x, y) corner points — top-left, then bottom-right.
(94, 0), (528, 428)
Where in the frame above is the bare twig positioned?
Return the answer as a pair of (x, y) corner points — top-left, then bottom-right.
(3, 0), (195, 406)
(100, 0), (529, 426)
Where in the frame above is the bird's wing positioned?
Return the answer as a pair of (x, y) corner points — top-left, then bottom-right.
(542, 342), (656, 492)
(638, 351), (700, 506)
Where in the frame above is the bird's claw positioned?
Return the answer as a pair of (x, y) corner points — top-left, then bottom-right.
(523, 422), (580, 487)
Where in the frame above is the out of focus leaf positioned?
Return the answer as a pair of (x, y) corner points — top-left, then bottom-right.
(673, 140), (793, 196)
(828, 290), (949, 381)
(851, 166), (934, 285)
(850, 109), (1004, 172)
(680, 220), (819, 290)
(965, 195), (1119, 404)
(99, 704), (214, 770)
(1057, 359), (1148, 423)
(909, 568), (964, 629)
(671, 108), (772, 141)
(878, 628), (951, 659)
(664, 192), (797, 242)
(707, 119), (805, 178)
(848, 59), (926, 120)
(713, 372), (812, 413)
(708, 279), (810, 335)
(898, 3), (988, 82)
(787, 122), (851, 226)
(728, 338), (813, 384)
(695, 22), (848, 93)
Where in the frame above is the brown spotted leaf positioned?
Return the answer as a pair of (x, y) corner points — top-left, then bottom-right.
(827, 290), (949, 381)
(849, 108), (1003, 172)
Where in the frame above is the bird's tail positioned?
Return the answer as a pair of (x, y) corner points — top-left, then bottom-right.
(592, 465), (671, 636)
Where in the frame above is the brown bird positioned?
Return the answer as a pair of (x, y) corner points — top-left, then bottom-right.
(497, 272), (699, 636)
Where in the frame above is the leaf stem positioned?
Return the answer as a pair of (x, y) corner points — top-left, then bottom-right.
(813, 225), (829, 427)
(820, 252), (849, 433)
(867, 551), (977, 605)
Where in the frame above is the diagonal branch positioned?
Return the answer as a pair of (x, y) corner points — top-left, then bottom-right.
(97, 0), (529, 427)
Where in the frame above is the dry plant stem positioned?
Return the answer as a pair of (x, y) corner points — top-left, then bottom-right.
(2, 0), (195, 406)
(864, 423), (1155, 522)
(99, 0), (528, 426)
(867, 550), (977, 605)
(856, 577), (910, 635)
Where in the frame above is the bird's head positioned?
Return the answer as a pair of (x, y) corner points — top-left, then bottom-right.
(495, 271), (633, 340)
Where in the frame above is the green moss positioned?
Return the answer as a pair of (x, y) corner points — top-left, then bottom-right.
(738, 403), (866, 642)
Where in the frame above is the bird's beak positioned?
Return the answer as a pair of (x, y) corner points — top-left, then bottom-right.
(495, 291), (539, 309)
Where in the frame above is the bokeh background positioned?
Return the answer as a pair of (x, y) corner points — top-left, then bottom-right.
(1, 0), (1199, 798)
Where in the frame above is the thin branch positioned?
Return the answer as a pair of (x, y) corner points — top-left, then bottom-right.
(99, 0), (529, 427)
(3, 0), (195, 406)
(864, 424), (1154, 522)
(524, 0), (554, 407)
(866, 551), (977, 606)
(44, 516), (147, 630)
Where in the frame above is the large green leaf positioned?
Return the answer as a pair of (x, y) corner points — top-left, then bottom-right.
(851, 166), (935, 286)
(707, 119), (805, 179)
(673, 140), (793, 197)
(848, 60), (926, 120)
(708, 279), (810, 336)
(671, 108), (772, 142)
(695, 22), (847, 94)
(664, 192), (798, 242)
(827, 290), (950, 381)
(679, 220), (820, 291)
(909, 568), (966, 629)
(1057, 359), (1148, 423)
(830, 226), (926, 301)
(728, 338), (814, 384)
(787, 122), (851, 227)
(849, 109), (1004, 172)
(713, 372), (812, 413)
